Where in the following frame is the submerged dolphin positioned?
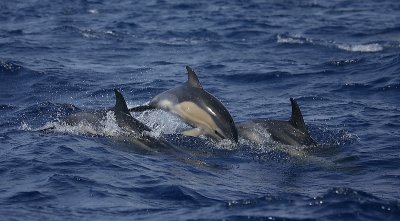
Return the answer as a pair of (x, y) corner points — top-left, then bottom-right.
(130, 66), (238, 143)
(237, 98), (316, 146)
(43, 89), (174, 151)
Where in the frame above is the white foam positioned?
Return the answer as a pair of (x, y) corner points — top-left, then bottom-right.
(20, 122), (32, 131)
(88, 9), (98, 14)
(237, 124), (275, 151)
(210, 138), (238, 150)
(277, 34), (309, 44)
(32, 111), (127, 137)
(41, 121), (99, 136)
(337, 43), (383, 52)
(101, 111), (124, 136)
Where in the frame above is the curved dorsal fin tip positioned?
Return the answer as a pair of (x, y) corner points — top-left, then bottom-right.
(114, 89), (123, 100)
(113, 88), (130, 114)
(185, 66), (202, 88)
(290, 97), (299, 108)
(289, 98), (307, 133)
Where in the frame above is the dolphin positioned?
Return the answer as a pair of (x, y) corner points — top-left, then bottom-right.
(237, 98), (316, 146)
(42, 89), (174, 151)
(239, 99), (338, 169)
(129, 66), (238, 143)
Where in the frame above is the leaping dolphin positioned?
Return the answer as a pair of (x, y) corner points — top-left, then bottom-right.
(237, 98), (316, 146)
(129, 66), (238, 143)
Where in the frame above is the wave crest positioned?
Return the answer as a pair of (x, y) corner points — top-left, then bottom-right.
(277, 34), (385, 52)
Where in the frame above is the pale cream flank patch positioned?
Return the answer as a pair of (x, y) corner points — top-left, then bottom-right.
(173, 101), (221, 139)
(182, 127), (204, 137)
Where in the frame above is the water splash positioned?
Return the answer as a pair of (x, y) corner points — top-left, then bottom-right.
(131, 107), (190, 136)
(27, 111), (124, 137)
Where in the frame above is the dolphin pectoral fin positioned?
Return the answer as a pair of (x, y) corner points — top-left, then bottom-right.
(128, 105), (156, 112)
(182, 127), (204, 137)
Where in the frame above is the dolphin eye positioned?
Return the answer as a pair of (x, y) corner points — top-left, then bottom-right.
(214, 130), (226, 139)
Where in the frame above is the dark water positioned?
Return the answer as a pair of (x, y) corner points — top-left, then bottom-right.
(1, 0), (400, 220)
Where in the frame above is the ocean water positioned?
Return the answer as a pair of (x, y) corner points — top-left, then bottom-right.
(1, 0), (400, 220)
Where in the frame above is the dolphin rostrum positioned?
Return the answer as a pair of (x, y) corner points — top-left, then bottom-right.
(237, 98), (316, 146)
(130, 66), (238, 143)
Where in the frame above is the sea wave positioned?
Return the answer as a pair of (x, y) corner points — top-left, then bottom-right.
(223, 187), (399, 220)
(277, 34), (386, 52)
(5, 191), (55, 204)
(216, 71), (293, 83)
(0, 60), (26, 74)
(337, 43), (383, 52)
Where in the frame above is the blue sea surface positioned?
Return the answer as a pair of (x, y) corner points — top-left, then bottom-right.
(1, 0), (400, 220)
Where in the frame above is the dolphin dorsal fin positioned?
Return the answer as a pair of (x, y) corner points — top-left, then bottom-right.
(289, 98), (308, 134)
(185, 66), (202, 88)
(113, 89), (130, 114)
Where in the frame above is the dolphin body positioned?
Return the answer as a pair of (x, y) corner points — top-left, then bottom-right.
(237, 98), (316, 146)
(237, 99), (340, 170)
(130, 66), (238, 143)
(44, 89), (174, 151)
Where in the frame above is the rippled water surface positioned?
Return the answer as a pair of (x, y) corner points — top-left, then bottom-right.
(1, 0), (400, 220)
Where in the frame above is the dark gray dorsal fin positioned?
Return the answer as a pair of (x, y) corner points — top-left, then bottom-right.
(113, 89), (130, 114)
(289, 98), (308, 134)
(185, 66), (202, 88)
